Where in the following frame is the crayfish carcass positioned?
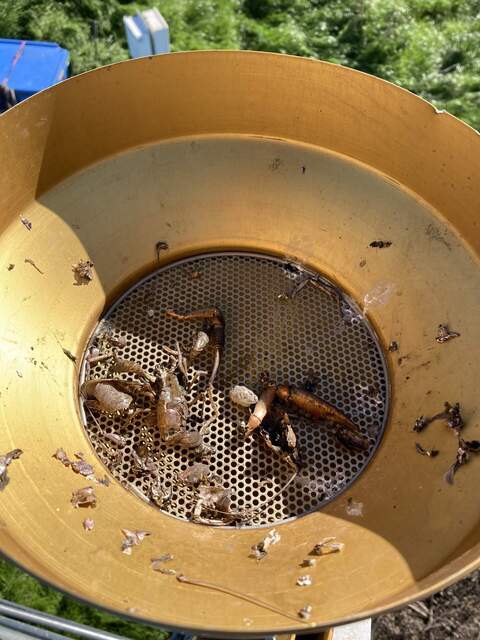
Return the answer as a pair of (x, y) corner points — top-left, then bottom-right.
(165, 307), (225, 386)
(246, 382), (368, 455)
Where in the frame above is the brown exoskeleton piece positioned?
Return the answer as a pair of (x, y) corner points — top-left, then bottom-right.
(164, 429), (204, 450)
(179, 462), (212, 486)
(444, 437), (480, 484)
(165, 308), (225, 385)
(276, 385), (356, 430)
(335, 426), (369, 451)
(192, 485), (235, 525)
(436, 324), (460, 344)
(246, 383), (367, 452)
(81, 380), (133, 414)
(83, 378), (154, 397)
(276, 385), (368, 451)
(110, 353), (156, 383)
(258, 405), (300, 469)
(413, 401), (464, 434)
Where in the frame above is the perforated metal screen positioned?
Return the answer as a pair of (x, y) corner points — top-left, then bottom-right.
(80, 253), (389, 527)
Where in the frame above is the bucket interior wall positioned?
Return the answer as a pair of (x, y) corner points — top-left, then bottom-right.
(0, 52), (479, 636)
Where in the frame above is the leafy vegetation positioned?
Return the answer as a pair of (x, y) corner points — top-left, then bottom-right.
(0, 0), (478, 126)
(0, 558), (167, 639)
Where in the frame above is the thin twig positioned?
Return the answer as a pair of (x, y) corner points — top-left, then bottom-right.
(176, 574), (309, 624)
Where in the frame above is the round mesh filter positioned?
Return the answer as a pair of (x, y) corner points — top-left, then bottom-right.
(80, 253), (389, 527)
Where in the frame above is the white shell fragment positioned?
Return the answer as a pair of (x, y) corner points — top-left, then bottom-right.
(229, 385), (259, 408)
(346, 499), (364, 516)
(72, 259), (94, 284)
(296, 575), (312, 587)
(311, 536), (345, 556)
(250, 528), (281, 560)
(53, 449), (96, 479)
(121, 529), (151, 555)
(83, 518), (95, 532)
(71, 453), (95, 478)
(0, 449), (23, 490)
(192, 331), (209, 352)
(71, 486), (96, 508)
(52, 448), (70, 466)
(298, 605), (313, 620)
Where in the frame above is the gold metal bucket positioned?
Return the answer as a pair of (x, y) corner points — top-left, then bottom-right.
(0, 51), (479, 637)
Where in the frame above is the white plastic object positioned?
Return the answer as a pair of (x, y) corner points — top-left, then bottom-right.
(141, 8), (170, 54)
(123, 8), (170, 59)
(123, 14), (152, 58)
(363, 281), (395, 313)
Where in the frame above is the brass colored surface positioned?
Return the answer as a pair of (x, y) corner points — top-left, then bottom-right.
(0, 51), (479, 636)
(82, 253), (389, 525)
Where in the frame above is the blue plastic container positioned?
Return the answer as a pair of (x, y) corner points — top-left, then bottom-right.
(0, 39), (69, 102)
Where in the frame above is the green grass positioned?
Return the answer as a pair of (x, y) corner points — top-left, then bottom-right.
(0, 0), (478, 127)
(0, 557), (168, 639)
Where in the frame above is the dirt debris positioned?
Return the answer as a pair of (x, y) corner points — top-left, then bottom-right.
(415, 443), (439, 458)
(369, 240), (392, 248)
(72, 259), (94, 285)
(250, 528), (281, 560)
(436, 324), (460, 343)
(374, 572), (480, 640)
(20, 216), (32, 230)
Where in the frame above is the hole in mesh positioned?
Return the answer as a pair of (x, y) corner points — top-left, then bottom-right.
(79, 252), (389, 527)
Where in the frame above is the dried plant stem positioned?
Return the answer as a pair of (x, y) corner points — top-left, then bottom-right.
(176, 574), (309, 623)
